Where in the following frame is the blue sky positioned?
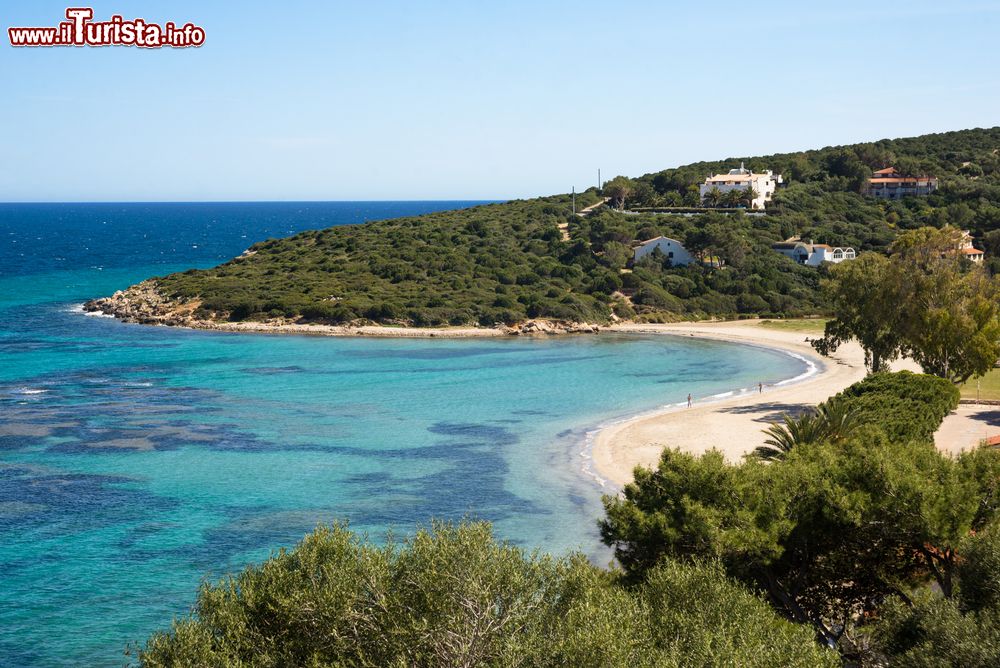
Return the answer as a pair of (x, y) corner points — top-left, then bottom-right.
(1, 1), (998, 201)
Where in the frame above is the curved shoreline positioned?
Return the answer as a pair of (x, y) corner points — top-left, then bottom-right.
(78, 300), (907, 489)
(577, 328), (824, 489)
(588, 322), (913, 489)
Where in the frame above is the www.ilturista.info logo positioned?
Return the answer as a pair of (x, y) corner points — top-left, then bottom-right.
(8, 8), (205, 48)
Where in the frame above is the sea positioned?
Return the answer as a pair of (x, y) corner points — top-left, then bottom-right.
(0, 202), (808, 666)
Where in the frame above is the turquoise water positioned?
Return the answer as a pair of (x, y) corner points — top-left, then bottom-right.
(0, 203), (806, 666)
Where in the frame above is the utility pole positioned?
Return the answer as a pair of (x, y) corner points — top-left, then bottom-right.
(572, 186), (576, 215)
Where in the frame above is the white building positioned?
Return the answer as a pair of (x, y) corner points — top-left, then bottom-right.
(772, 237), (855, 266)
(632, 236), (693, 266)
(958, 230), (985, 264)
(699, 163), (782, 210)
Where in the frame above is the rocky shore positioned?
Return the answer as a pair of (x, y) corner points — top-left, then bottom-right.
(84, 281), (202, 327)
(82, 281), (603, 338)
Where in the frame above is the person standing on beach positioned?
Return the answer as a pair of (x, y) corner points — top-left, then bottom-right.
(758, 382), (763, 394)
(687, 393), (692, 408)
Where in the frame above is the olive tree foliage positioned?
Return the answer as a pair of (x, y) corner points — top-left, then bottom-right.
(902, 264), (1000, 383)
(600, 383), (1000, 661)
(814, 227), (1000, 382)
(603, 176), (635, 211)
(135, 521), (836, 668)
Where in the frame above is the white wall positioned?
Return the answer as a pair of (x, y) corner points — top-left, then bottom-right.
(776, 245), (855, 266)
(698, 172), (778, 209)
(805, 248), (828, 266)
(633, 237), (693, 266)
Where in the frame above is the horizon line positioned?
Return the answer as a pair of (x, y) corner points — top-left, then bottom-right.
(0, 198), (511, 205)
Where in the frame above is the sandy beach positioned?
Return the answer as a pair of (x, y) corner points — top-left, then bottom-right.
(592, 321), (923, 488)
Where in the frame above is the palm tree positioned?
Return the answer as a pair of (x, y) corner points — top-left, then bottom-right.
(752, 400), (861, 461)
(704, 188), (723, 208)
(741, 187), (760, 209)
(723, 189), (744, 208)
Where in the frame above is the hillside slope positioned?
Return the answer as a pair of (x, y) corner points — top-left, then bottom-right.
(87, 127), (1000, 330)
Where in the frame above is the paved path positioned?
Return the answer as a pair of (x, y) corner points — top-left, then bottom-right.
(935, 404), (1000, 454)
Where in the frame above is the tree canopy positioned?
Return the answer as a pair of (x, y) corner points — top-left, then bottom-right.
(134, 521), (836, 668)
(814, 227), (1000, 382)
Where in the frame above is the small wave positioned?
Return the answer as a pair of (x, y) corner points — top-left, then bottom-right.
(773, 350), (820, 386)
(74, 303), (116, 318)
(11, 387), (48, 395)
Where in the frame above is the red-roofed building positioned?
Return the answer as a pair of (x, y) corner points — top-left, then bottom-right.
(865, 167), (938, 199)
(958, 230), (985, 264)
(962, 247), (985, 263)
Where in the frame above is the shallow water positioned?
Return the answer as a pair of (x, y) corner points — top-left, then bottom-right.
(0, 202), (805, 666)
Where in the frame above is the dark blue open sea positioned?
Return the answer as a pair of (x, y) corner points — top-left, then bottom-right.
(0, 202), (805, 666)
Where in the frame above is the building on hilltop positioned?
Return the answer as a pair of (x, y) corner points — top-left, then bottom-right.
(865, 167), (938, 199)
(632, 236), (693, 266)
(771, 237), (855, 266)
(699, 163), (782, 210)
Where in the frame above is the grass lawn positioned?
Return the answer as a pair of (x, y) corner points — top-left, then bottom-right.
(756, 318), (829, 334)
(960, 368), (1000, 402)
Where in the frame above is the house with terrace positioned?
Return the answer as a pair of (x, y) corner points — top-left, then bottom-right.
(865, 167), (938, 199)
(699, 163), (782, 210)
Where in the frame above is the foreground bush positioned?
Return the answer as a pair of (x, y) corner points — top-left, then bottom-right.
(136, 521), (835, 667)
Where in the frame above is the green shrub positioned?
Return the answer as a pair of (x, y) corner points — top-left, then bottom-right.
(832, 371), (960, 443)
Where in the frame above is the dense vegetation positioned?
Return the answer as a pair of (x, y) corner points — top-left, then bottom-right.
(876, 523), (1000, 666)
(147, 127), (1000, 327)
(136, 522), (836, 668)
(601, 371), (1000, 664)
